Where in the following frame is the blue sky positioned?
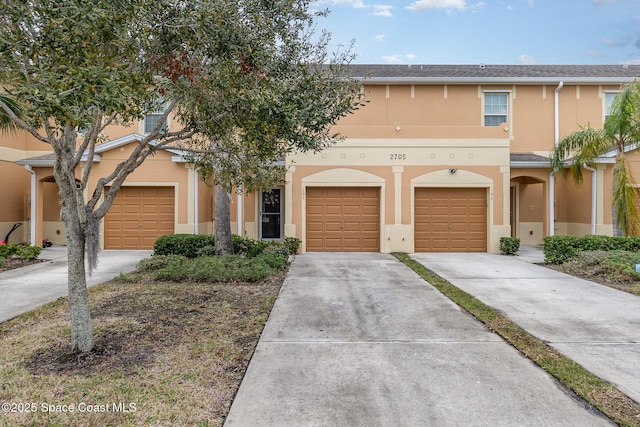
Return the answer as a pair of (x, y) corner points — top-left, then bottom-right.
(310, 0), (640, 65)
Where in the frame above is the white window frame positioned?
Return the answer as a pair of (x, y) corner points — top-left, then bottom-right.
(603, 91), (619, 125)
(143, 102), (169, 134)
(483, 91), (510, 127)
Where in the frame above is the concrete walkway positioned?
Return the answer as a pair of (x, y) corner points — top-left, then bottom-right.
(225, 252), (612, 426)
(0, 245), (151, 323)
(411, 250), (640, 404)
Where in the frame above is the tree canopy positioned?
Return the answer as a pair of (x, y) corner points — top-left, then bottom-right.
(0, 0), (363, 352)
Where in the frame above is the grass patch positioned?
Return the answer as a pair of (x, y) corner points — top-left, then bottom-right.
(0, 268), (285, 426)
(394, 252), (640, 427)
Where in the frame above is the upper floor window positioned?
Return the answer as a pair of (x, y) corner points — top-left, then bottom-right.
(144, 102), (168, 134)
(604, 91), (618, 124)
(484, 92), (508, 126)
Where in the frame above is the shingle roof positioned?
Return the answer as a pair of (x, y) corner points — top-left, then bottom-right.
(347, 64), (640, 83)
(510, 153), (550, 163)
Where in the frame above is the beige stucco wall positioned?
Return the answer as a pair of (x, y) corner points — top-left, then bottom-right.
(287, 132), (511, 253)
(4, 81), (638, 252)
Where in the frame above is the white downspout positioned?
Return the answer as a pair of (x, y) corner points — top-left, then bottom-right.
(550, 81), (564, 237)
(237, 186), (243, 236)
(193, 168), (199, 234)
(583, 164), (597, 235)
(24, 165), (36, 246)
(549, 172), (555, 236)
(554, 81), (564, 144)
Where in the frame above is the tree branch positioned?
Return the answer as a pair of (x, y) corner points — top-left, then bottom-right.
(0, 98), (49, 144)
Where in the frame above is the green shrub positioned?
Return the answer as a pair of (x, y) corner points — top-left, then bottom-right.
(232, 234), (269, 257)
(150, 254), (286, 283)
(263, 243), (290, 258)
(257, 249), (289, 271)
(283, 237), (301, 255)
(195, 245), (217, 257)
(543, 235), (640, 264)
(499, 237), (520, 255)
(137, 254), (188, 272)
(0, 243), (18, 259)
(0, 257), (4, 268)
(14, 244), (42, 260)
(153, 234), (216, 258)
(0, 243), (42, 260)
(147, 234), (290, 282)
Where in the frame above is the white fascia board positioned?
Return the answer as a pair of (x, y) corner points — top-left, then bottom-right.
(15, 158), (55, 167)
(16, 155), (101, 167)
(94, 133), (145, 153)
(358, 77), (636, 85)
(93, 132), (186, 158)
(593, 157), (616, 164)
(510, 161), (551, 168)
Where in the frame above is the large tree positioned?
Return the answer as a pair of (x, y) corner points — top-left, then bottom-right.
(551, 82), (640, 236)
(177, 59), (362, 253)
(166, 3), (363, 254)
(0, 0), (362, 352)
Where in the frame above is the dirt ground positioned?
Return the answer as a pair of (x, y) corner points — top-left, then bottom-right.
(545, 263), (640, 295)
(0, 257), (43, 272)
(0, 272), (284, 426)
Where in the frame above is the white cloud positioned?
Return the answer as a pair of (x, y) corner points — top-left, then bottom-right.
(382, 54), (404, 63)
(623, 59), (640, 65)
(372, 5), (393, 17)
(603, 36), (629, 47)
(406, 0), (485, 13)
(312, 0), (366, 8)
(381, 53), (417, 63)
(374, 34), (386, 42)
(406, 0), (467, 12)
(587, 50), (605, 58)
(517, 54), (536, 64)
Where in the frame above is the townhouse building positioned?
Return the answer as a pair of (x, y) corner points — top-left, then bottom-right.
(2, 64), (640, 253)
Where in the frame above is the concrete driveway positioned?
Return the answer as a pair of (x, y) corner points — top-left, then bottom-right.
(411, 251), (640, 405)
(0, 245), (151, 323)
(225, 253), (612, 426)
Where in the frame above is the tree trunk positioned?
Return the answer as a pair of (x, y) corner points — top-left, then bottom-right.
(214, 185), (234, 254)
(65, 216), (93, 352)
(54, 129), (93, 353)
(612, 158), (623, 237)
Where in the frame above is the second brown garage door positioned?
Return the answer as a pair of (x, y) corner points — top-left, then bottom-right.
(104, 186), (175, 249)
(306, 187), (380, 252)
(415, 187), (487, 252)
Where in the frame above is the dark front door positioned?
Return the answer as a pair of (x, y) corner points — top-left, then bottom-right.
(260, 188), (282, 240)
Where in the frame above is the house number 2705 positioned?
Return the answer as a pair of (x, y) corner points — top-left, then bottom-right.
(390, 153), (406, 160)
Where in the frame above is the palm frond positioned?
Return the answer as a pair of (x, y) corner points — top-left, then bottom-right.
(612, 155), (640, 236)
(605, 82), (640, 145)
(551, 125), (610, 187)
(0, 92), (23, 133)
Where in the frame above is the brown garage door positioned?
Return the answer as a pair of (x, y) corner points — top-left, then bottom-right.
(415, 187), (487, 252)
(306, 187), (380, 252)
(104, 186), (175, 249)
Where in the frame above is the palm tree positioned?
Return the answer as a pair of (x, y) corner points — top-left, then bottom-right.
(551, 81), (640, 236)
(0, 92), (23, 133)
